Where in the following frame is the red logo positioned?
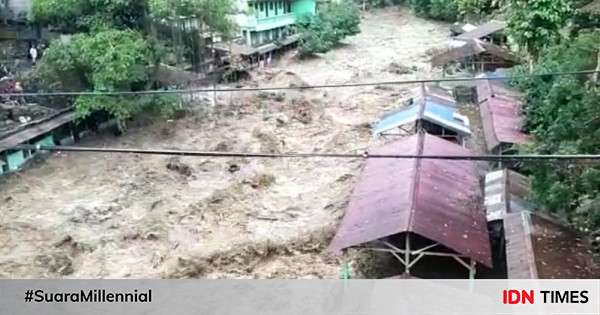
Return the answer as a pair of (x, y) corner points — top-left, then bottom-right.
(503, 290), (535, 304)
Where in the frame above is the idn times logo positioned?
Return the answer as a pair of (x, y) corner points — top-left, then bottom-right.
(502, 290), (590, 304)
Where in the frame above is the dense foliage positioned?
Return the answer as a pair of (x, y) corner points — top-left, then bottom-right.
(31, 0), (147, 32)
(148, 0), (234, 37)
(505, 0), (573, 65)
(30, 0), (234, 127)
(511, 31), (600, 233)
(297, 3), (361, 56)
(36, 30), (169, 128)
(408, 0), (459, 22)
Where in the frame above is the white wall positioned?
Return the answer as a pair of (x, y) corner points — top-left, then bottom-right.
(7, 0), (32, 19)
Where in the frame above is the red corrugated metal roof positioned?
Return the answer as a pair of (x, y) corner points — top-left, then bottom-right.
(477, 79), (529, 151)
(329, 133), (492, 267)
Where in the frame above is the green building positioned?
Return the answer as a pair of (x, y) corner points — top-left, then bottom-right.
(234, 0), (316, 48)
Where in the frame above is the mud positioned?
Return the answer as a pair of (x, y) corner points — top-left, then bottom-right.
(0, 8), (450, 279)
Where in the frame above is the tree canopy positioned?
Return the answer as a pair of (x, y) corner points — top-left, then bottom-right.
(297, 2), (361, 56)
(511, 31), (600, 233)
(31, 0), (147, 32)
(505, 0), (573, 65)
(30, 0), (235, 127)
(36, 29), (166, 128)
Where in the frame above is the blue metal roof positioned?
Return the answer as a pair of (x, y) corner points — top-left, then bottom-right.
(374, 100), (471, 137)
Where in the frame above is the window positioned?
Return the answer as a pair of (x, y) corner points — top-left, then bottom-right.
(285, 2), (291, 13)
(259, 3), (264, 11)
(269, 2), (274, 10)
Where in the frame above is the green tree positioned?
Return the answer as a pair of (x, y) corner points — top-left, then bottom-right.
(455, 0), (495, 21)
(298, 3), (361, 56)
(148, 0), (234, 38)
(409, 0), (459, 22)
(505, 0), (573, 71)
(511, 31), (600, 233)
(37, 29), (169, 128)
(31, 0), (147, 32)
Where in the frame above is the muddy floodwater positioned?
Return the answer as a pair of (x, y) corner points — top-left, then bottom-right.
(0, 8), (450, 278)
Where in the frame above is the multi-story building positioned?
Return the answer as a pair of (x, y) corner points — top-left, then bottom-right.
(232, 0), (316, 48)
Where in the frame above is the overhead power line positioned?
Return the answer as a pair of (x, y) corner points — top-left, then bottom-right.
(11, 144), (600, 162)
(1, 70), (598, 97)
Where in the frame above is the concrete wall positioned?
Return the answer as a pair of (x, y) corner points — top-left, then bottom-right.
(292, 0), (316, 17)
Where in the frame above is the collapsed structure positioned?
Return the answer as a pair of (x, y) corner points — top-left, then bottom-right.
(432, 20), (519, 73)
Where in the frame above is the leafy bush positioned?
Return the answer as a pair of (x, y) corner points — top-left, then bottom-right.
(31, 0), (147, 32)
(505, 0), (573, 62)
(511, 31), (600, 232)
(37, 29), (167, 128)
(297, 3), (361, 56)
(409, 0), (459, 22)
(148, 0), (234, 38)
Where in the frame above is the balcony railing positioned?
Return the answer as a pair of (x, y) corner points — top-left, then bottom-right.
(240, 13), (296, 30)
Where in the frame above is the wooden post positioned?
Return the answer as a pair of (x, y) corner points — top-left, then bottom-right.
(405, 234), (411, 274)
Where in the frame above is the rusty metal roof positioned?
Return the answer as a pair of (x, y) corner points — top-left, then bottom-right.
(431, 39), (519, 68)
(504, 212), (600, 279)
(329, 133), (492, 267)
(477, 76), (529, 151)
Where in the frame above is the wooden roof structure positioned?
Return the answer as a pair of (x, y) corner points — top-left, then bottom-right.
(431, 39), (519, 68)
(0, 111), (74, 151)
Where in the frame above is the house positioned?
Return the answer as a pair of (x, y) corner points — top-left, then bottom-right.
(477, 72), (529, 155)
(329, 133), (492, 279)
(373, 88), (471, 145)
(432, 39), (520, 73)
(433, 20), (518, 74)
(221, 0), (316, 62)
(483, 169), (599, 279)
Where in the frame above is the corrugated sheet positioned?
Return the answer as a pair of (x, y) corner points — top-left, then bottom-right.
(477, 76), (529, 151)
(329, 133), (492, 267)
(0, 111), (74, 151)
(431, 39), (518, 68)
(374, 94), (470, 137)
(455, 20), (507, 41)
(484, 169), (532, 221)
(504, 212), (600, 279)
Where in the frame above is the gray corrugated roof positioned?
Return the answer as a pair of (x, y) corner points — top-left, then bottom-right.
(455, 21), (507, 41)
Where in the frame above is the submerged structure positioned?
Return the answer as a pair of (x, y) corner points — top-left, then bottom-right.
(219, 0), (316, 65)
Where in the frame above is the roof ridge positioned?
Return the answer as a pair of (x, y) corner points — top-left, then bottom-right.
(407, 132), (425, 232)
